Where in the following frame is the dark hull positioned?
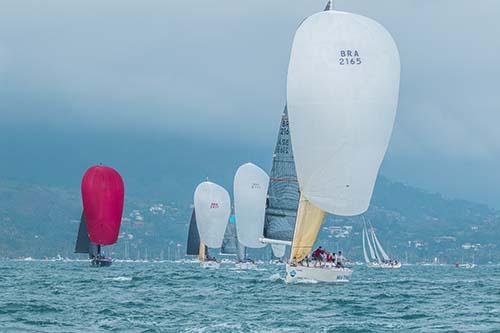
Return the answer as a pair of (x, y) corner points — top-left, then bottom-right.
(92, 257), (113, 267)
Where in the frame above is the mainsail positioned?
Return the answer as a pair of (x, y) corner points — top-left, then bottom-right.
(74, 212), (99, 258)
(362, 227), (370, 264)
(186, 209), (201, 256)
(286, 2), (400, 262)
(264, 106), (300, 242)
(75, 212), (90, 254)
(365, 227), (376, 261)
(221, 215), (238, 255)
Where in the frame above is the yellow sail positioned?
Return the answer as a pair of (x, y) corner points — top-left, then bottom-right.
(289, 195), (325, 262)
(198, 241), (206, 262)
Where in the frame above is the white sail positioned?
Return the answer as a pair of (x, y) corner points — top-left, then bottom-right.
(193, 181), (231, 249)
(234, 163), (270, 249)
(370, 229), (382, 264)
(362, 227), (370, 264)
(365, 227), (376, 261)
(287, 9), (400, 217)
(271, 244), (286, 258)
(372, 229), (390, 261)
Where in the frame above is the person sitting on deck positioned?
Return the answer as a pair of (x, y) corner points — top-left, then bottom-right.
(336, 251), (345, 268)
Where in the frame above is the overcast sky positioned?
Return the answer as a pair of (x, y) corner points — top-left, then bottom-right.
(0, 1), (499, 207)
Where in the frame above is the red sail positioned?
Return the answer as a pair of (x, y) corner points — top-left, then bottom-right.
(81, 165), (125, 245)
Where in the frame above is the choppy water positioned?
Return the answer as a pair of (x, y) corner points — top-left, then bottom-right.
(0, 260), (499, 332)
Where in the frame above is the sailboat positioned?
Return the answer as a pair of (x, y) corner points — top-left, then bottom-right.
(234, 163), (269, 269)
(260, 106), (299, 264)
(362, 220), (401, 269)
(194, 181), (231, 269)
(75, 165), (125, 267)
(284, 1), (400, 283)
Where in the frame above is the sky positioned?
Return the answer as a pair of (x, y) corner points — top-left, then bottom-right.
(0, 0), (499, 207)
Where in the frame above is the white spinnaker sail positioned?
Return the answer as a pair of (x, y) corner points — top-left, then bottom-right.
(234, 163), (270, 248)
(287, 10), (400, 217)
(370, 229), (382, 264)
(362, 228), (370, 264)
(365, 227), (376, 261)
(271, 244), (286, 258)
(372, 230), (390, 261)
(194, 181), (231, 249)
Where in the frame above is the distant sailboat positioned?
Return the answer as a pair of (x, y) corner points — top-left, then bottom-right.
(234, 163), (269, 269)
(261, 106), (299, 263)
(362, 220), (401, 269)
(75, 165), (125, 267)
(284, 1), (400, 283)
(194, 181), (231, 269)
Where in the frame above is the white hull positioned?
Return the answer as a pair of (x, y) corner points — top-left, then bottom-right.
(456, 263), (475, 269)
(235, 262), (257, 270)
(200, 261), (220, 269)
(285, 264), (352, 283)
(367, 262), (402, 269)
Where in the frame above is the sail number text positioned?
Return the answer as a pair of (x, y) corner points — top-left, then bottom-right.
(339, 50), (362, 66)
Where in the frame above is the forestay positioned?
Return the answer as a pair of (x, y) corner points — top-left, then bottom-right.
(234, 163), (269, 248)
(194, 181), (231, 249)
(287, 9), (400, 216)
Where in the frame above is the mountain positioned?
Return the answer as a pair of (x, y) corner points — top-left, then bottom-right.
(0, 177), (498, 263)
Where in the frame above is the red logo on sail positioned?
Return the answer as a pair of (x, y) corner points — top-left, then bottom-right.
(210, 202), (219, 209)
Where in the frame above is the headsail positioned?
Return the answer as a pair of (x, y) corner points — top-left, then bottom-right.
(234, 163), (269, 249)
(290, 196), (325, 262)
(372, 227), (390, 261)
(194, 181), (231, 249)
(186, 209), (201, 256)
(370, 229), (382, 264)
(264, 106), (300, 242)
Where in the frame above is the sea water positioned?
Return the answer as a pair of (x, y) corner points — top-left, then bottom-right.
(0, 260), (499, 332)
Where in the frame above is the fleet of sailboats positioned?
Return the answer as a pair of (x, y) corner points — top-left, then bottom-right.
(73, 1), (405, 282)
(362, 219), (401, 269)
